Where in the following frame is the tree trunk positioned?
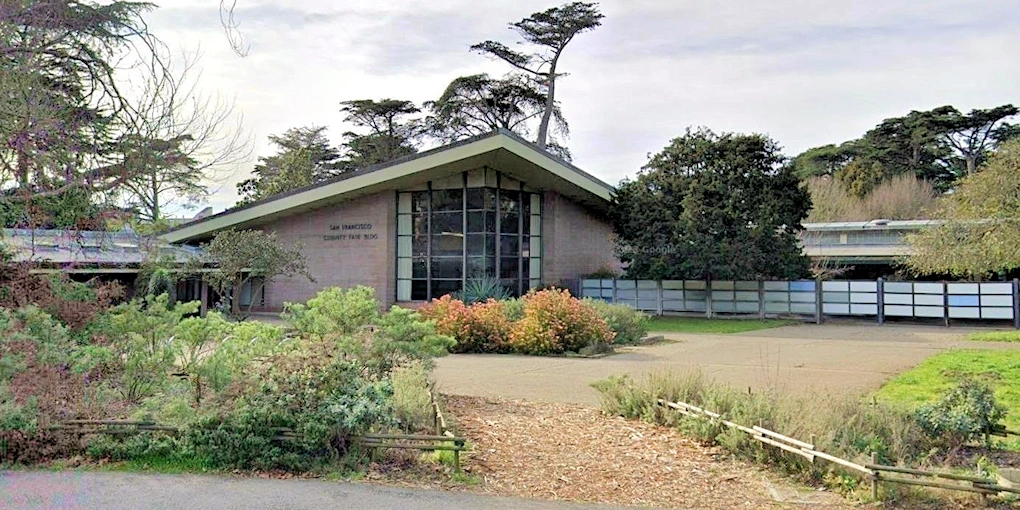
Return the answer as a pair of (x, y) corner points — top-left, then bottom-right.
(966, 154), (977, 175)
(150, 170), (160, 221)
(536, 55), (561, 150)
(16, 147), (29, 188)
(231, 277), (244, 316)
(245, 281), (267, 315)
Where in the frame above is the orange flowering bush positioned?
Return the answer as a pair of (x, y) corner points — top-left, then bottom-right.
(418, 296), (512, 353)
(421, 290), (613, 355)
(508, 289), (615, 355)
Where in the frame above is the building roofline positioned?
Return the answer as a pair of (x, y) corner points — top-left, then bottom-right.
(163, 130), (615, 243)
(802, 219), (943, 231)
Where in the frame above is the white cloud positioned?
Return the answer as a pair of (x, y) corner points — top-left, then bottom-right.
(147, 0), (1020, 214)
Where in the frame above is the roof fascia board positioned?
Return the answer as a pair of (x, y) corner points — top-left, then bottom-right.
(163, 136), (506, 243)
(499, 136), (614, 202)
(164, 133), (614, 243)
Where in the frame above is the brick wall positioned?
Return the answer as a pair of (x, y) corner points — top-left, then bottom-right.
(252, 189), (619, 310)
(257, 192), (396, 310)
(541, 191), (621, 286)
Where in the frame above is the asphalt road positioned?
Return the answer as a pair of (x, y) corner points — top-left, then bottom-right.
(434, 322), (1020, 405)
(0, 471), (641, 510)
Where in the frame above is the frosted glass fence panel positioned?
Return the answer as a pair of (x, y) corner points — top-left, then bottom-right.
(822, 280), (878, 316)
(580, 278), (1015, 326)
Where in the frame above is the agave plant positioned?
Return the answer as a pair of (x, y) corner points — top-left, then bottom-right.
(455, 277), (511, 304)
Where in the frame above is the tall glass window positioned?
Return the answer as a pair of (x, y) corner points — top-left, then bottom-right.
(396, 169), (541, 301)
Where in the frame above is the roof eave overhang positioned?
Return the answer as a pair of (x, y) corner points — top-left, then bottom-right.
(163, 132), (614, 244)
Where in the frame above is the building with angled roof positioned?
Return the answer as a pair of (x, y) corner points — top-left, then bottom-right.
(163, 130), (622, 310)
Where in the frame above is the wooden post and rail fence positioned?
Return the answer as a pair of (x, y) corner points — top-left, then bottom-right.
(656, 398), (1020, 500)
(38, 390), (468, 471)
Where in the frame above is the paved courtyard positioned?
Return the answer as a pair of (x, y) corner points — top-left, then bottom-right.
(434, 322), (1020, 405)
(0, 471), (643, 510)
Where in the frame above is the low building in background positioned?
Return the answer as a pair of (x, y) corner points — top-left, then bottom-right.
(799, 220), (941, 278)
(1, 227), (215, 309)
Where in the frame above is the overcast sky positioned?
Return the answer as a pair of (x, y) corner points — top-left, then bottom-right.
(148, 0), (1020, 215)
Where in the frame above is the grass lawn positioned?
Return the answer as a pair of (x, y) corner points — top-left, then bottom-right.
(875, 349), (1020, 437)
(967, 330), (1020, 343)
(647, 316), (797, 334)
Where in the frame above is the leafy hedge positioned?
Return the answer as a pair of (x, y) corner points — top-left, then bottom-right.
(420, 289), (623, 355)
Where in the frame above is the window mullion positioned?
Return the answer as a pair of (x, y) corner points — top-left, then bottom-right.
(495, 172), (501, 277)
(518, 183), (524, 296)
(426, 181), (432, 301)
(462, 171), (467, 290)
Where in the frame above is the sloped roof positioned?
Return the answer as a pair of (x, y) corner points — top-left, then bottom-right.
(163, 130), (616, 243)
(2, 228), (202, 271)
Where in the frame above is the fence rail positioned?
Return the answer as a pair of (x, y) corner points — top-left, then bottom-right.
(655, 399), (1020, 500)
(580, 278), (1020, 328)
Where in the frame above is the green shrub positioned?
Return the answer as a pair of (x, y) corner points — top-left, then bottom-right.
(2, 306), (74, 367)
(5, 285), (454, 474)
(344, 306), (454, 377)
(201, 321), (290, 395)
(391, 361), (435, 433)
(503, 297), (524, 322)
(284, 286), (379, 337)
(86, 433), (179, 462)
(914, 379), (1006, 451)
(186, 341), (395, 471)
(583, 299), (650, 345)
(509, 289), (614, 354)
(0, 391), (38, 434)
(101, 295), (197, 402)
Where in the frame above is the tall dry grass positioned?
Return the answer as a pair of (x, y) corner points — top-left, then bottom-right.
(592, 369), (933, 501)
(805, 174), (939, 222)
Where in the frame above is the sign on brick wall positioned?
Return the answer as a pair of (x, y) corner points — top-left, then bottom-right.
(323, 223), (379, 242)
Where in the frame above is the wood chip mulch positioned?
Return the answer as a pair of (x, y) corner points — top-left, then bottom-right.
(437, 395), (851, 509)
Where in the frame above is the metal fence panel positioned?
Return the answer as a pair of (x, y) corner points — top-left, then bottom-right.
(584, 278), (1015, 326)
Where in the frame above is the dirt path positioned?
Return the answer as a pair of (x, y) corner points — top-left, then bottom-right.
(444, 395), (849, 509)
(434, 323), (1020, 405)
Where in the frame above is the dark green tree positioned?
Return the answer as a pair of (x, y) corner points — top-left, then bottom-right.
(610, 128), (811, 280)
(471, 2), (602, 150)
(235, 126), (343, 204)
(1, 0), (164, 227)
(929, 104), (1019, 176)
(793, 104), (1019, 194)
(337, 99), (421, 168)
(425, 74), (558, 141)
(789, 142), (856, 179)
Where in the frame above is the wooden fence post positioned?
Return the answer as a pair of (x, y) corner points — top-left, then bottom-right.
(1013, 279), (1019, 330)
(758, 279), (765, 320)
(705, 280), (713, 319)
(877, 278), (885, 325)
(871, 452), (879, 501)
(815, 277), (823, 325)
(611, 277), (618, 305)
(942, 281), (950, 328)
(656, 280), (663, 317)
